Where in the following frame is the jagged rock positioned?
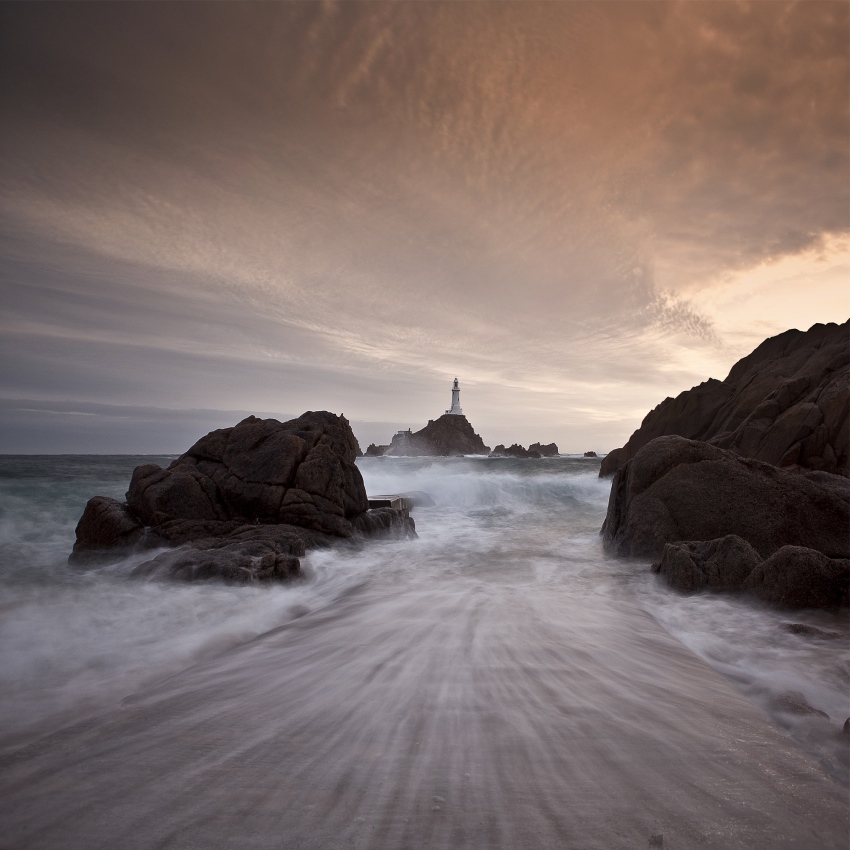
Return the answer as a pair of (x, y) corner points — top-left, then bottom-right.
(383, 415), (489, 457)
(126, 411), (368, 537)
(364, 443), (387, 457)
(601, 436), (850, 560)
(529, 442), (559, 457)
(69, 496), (148, 564)
(70, 412), (417, 583)
(489, 444), (529, 458)
(601, 320), (849, 478)
(651, 535), (762, 593)
(743, 546), (850, 608)
(583, 451), (597, 458)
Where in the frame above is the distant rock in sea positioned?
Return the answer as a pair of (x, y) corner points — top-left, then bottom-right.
(490, 443), (529, 458)
(488, 442), (557, 458)
(600, 320), (849, 478)
(530, 442), (559, 457)
(70, 411), (415, 582)
(382, 414), (490, 457)
(583, 451), (597, 458)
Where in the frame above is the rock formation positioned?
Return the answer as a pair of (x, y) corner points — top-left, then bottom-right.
(583, 451), (598, 458)
(603, 435), (850, 608)
(651, 535), (762, 594)
(601, 435), (849, 561)
(530, 442), (559, 457)
(70, 411), (415, 582)
(382, 414), (489, 456)
(490, 444), (530, 458)
(601, 320), (849, 478)
(490, 442), (558, 458)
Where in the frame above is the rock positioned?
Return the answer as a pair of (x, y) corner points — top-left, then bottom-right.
(780, 623), (842, 639)
(743, 546), (850, 608)
(583, 451), (597, 458)
(381, 415), (489, 457)
(773, 690), (830, 720)
(353, 507), (417, 539)
(529, 442), (559, 457)
(651, 535), (761, 593)
(601, 320), (849, 478)
(132, 535), (303, 584)
(127, 411), (368, 537)
(489, 444), (529, 458)
(601, 436), (850, 560)
(364, 443), (387, 457)
(69, 496), (148, 564)
(70, 411), (419, 583)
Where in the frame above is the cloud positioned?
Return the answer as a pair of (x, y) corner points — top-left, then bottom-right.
(0, 1), (846, 449)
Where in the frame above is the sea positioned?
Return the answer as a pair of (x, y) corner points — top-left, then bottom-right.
(0, 454), (847, 847)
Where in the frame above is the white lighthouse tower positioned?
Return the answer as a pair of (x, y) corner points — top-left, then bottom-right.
(446, 378), (463, 415)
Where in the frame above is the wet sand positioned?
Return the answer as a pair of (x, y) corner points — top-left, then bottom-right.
(1, 569), (846, 850)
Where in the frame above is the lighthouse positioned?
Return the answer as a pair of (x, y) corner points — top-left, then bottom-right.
(445, 378), (463, 415)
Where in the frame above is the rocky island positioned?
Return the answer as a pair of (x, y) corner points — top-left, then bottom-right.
(70, 411), (415, 583)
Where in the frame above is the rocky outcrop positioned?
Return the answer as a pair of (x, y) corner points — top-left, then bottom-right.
(583, 451), (598, 458)
(742, 547), (850, 609)
(530, 442), (559, 457)
(602, 435), (850, 560)
(651, 535), (762, 593)
(127, 411), (367, 538)
(490, 443), (530, 458)
(70, 496), (148, 564)
(382, 415), (489, 456)
(490, 442), (558, 458)
(70, 412), (416, 582)
(364, 443), (388, 457)
(601, 320), (849, 478)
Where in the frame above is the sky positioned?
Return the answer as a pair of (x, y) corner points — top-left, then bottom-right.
(1, 1), (848, 453)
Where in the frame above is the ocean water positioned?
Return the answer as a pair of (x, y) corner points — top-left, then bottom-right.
(0, 454), (847, 848)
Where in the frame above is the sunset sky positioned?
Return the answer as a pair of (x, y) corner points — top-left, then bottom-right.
(1, 1), (848, 452)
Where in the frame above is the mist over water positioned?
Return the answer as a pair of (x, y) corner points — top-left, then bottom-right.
(0, 455), (847, 848)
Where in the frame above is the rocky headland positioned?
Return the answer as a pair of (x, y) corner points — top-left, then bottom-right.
(601, 319), (850, 610)
(70, 411), (415, 583)
(600, 320), (849, 478)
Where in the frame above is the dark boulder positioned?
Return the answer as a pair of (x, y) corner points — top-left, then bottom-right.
(70, 412), (418, 584)
(601, 320), (849, 478)
(583, 451), (598, 458)
(353, 507), (417, 540)
(383, 415), (489, 457)
(127, 411), (368, 537)
(69, 496), (147, 564)
(743, 546), (850, 609)
(602, 436), (850, 560)
(651, 535), (761, 593)
(131, 535), (302, 585)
